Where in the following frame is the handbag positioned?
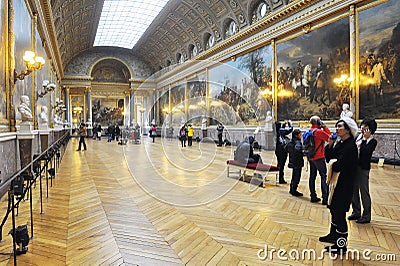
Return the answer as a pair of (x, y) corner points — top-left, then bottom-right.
(327, 159), (339, 206)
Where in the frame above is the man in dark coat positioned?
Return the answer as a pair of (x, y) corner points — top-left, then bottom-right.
(286, 129), (304, 196)
(274, 120), (293, 184)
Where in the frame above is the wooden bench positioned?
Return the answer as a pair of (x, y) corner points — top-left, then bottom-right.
(226, 160), (279, 187)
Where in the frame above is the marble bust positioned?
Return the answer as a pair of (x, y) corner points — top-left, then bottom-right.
(18, 95), (33, 122)
(340, 103), (353, 118)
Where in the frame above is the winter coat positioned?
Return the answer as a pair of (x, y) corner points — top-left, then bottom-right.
(274, 122), (293, 157)
(308, 125), (331, 160)
(287, 138), (304, 168)
(325, 137), (358, 212)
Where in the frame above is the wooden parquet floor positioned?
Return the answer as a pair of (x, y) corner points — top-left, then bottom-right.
(0, 136), (399, 265)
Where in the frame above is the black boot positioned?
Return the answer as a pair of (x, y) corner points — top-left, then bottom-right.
(324, 231), (348, 255)
(319, 223), (338, 244)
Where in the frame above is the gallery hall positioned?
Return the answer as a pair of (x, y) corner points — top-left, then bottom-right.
(0, 0), (399, 265)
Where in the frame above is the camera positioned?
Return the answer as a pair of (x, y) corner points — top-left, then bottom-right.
(332, 133), (337, 140)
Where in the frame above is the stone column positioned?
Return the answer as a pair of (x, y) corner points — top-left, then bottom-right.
(124, 91), (130, 126)
(130, 90), (135, 126)
(86, 87), (92, 126)
(271, 38), (278, 120)
(65, 87), (70, 124)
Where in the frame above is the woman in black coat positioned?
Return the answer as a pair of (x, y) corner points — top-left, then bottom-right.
(319, 117), (358, 254)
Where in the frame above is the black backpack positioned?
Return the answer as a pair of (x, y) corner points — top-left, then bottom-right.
(302, 129), (322, 159)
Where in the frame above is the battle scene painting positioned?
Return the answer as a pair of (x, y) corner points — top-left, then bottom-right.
(208, 45), (273, 125)
(170, 84), (186, 126)
(277, 17), (350, 121)
(187, 74), (207, 126)
(92, 98), (124, 126)
(158, 90), (169, 126)
(358, 0), (400, 120)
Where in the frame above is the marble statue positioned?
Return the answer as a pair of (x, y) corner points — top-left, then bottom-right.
(18, 95), (33, 122)
(340, 103), (353, 118)
(39, 106), (49, 125)
(264, 110), (273, 132)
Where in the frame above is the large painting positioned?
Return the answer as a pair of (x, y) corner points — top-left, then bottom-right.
(277, 18), (350, 121)
(92, 98), (124, 126)
(170, 83), (185, 126)
(158, 89), (169, 126)
(358, 0), (400, 119)
(187, 74), (206, 126)
(0, 0), (6, 122)
(209, 45), (273, 125)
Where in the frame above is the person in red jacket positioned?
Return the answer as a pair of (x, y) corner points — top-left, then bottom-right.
(308, 115), (331, 205)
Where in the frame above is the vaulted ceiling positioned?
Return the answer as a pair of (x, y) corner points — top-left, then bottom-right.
(34, 0), (295, 76)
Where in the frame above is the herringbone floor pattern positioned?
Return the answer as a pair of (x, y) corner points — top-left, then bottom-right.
(0, 136), (399, 265)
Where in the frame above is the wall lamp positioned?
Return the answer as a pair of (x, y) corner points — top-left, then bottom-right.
(38, 80), (56, 98)
(14, 51), (45, 83)
(52, 98), (66, 115)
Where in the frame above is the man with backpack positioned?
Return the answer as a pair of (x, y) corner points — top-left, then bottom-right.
(306, 116), (331, 205)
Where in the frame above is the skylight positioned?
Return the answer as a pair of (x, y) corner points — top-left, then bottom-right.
(94, 0), (170, 49)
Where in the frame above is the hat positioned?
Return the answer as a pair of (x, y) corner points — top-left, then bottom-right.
(340, 117), (358, 138)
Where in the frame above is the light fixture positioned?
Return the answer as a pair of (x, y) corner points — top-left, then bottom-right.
(14, 51), (45, 83)
(38, 80), (56, 98)
(52, 98), (67, 115)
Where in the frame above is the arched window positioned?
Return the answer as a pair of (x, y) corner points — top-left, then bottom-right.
(205, 33), (215, 50)
(251, 1), (271, 24)
(189, 44), (198, 58)
(224, 19), (237, 38)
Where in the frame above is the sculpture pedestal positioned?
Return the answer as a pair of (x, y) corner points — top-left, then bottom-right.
(39, 124), (49, 131)
(264, 131), (275, 150)
(39, 130), (50, 153)
(20, 122), (33, 133)
(17, 132), (34, 171)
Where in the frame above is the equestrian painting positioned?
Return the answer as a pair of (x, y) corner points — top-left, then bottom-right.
(277, 17), (350, 121)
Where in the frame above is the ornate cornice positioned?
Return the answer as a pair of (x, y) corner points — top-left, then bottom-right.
(63, 75), (93, 81)
(157, 0), (365, 85)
